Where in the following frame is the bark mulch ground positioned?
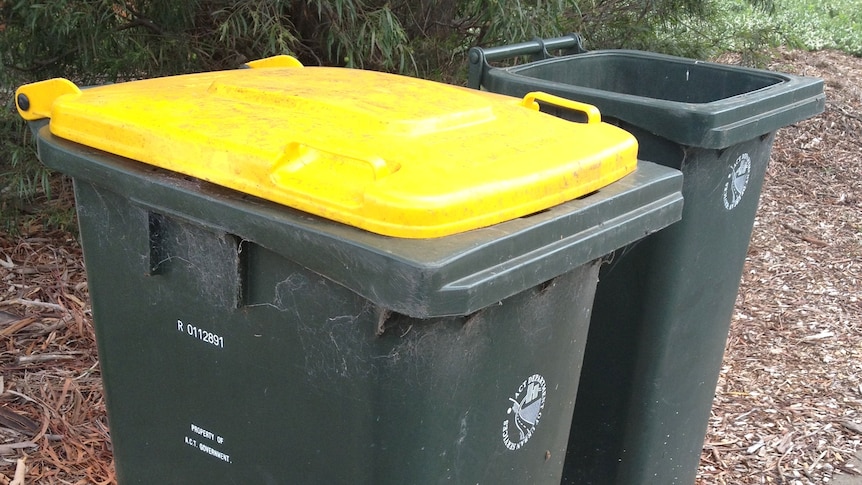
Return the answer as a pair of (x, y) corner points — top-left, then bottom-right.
(696, 49), (862, 484)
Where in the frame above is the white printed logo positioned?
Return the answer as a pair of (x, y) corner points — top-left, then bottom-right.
(723, 153), (752, 210)
(502, 374), (547, 451)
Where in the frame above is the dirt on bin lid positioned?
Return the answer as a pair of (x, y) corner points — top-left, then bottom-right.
(0, 48), (861, 484)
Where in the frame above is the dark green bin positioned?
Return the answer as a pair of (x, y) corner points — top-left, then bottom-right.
(469, 35), (825, 485)
(28, 120), (681, 483)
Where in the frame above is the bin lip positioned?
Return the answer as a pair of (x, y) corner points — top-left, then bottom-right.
(503, 49), (801, 108)
(482, 48), (825, 148)
(36, 127), (683, 318)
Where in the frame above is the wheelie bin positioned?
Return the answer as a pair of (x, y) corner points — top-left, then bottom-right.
(16, 58), (683, 484)
(468, 35), (825, 485)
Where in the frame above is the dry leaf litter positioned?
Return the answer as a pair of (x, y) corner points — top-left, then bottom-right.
(1, 49), (860, 484)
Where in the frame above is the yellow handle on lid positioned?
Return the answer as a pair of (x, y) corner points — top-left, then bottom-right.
(244, 55), (304, 69)
(520, 91), (601, 124)
(275, 142), (400, 181)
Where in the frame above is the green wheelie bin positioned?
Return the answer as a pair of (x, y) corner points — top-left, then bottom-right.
(16, 58), (683, 484)
(468, 35), (825, 484)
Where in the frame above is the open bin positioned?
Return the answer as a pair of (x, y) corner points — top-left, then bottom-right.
(469, 35), (825, 484)
(17, 59), (682, 484)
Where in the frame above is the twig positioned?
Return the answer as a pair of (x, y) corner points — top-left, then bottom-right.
(782, 223), (805, 234)
(836, 104), (862, 122)
(0, 317), (40, 337)
(0, 255), (13, 269)
(3, 390), (37, 404)
(775, 444), (794, 481)
(0, 441), (37, 455)
(808, 450), (829, 475)
(16, 353), (79, 365)
(74, 361), (101, 381)
(10, 457), (26, 485)
(711, 446), (727, 468)
(781, 223), (829, 246)
(28, 317), (70, 338)
(115, 17), (165, 35)
(0, 407), (39, 435)
(800, 234), (829, 247)
(840, 420), (862, 435)
(0, 299), (65, 313)
(3, 48), (79, 73)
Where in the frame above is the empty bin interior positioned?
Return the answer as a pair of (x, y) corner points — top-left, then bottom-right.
(511, 53), (785, 103)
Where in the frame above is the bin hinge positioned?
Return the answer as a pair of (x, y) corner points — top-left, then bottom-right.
(15, 78), (81, 121)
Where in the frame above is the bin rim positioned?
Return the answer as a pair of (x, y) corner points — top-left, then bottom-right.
(35, 127), (684, 318)
(506, 49), (799, 104)
(468, 38), (826, 149)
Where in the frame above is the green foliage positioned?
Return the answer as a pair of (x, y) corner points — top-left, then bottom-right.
(568, 0), (715, 55)
(772, 0), (862, 55)
(0, 100), (42, 231)
(647, 0), (789, 65)
(0, 0), (753, 89)
(660, 0), (862, 63)
(0, 102), (73, 234)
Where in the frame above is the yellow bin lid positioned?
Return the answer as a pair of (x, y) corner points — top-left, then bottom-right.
(16, 57), (637, 238)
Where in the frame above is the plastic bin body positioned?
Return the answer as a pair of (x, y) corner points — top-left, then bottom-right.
(26, 107), (682, 483)
(469, 39), (825, 484)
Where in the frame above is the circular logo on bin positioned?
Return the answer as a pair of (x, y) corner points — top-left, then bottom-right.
(724, 153), (752, 210)
(502, 374), (547, 451)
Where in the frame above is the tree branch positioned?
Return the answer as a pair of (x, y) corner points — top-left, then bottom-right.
(115, 17), (165, 35)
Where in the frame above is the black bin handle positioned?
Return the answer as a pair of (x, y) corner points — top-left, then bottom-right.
(467, 34), (586, 89)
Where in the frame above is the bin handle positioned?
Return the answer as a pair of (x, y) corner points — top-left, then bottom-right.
(470, 34), (585, 64)
(467, 34), (586, 89)
(520, 91), (601, 124)
(275, 141), (400, 181)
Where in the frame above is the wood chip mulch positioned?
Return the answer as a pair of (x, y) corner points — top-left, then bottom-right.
(0, 229), (113, 484)
(1, 48), (860, 484)
(698, 48), (862, 484)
